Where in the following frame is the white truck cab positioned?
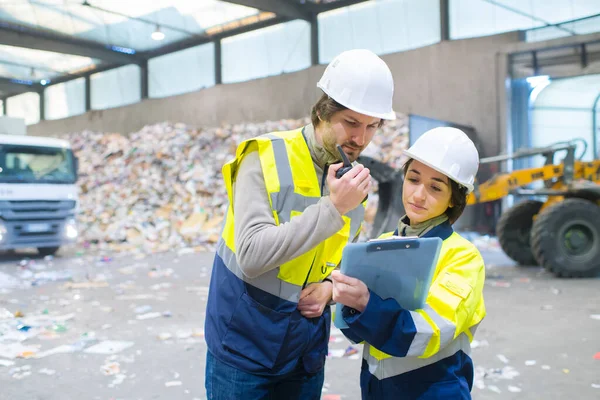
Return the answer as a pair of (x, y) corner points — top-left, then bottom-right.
(0, 119), (79, 256)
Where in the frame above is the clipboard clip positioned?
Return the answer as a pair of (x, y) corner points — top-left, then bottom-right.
(366, 238), (421, 252)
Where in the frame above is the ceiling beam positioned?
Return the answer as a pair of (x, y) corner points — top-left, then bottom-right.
(0, 21), (143, 65)
(141, 15), (291, 59)
(304, 0), (371, 13)
(0, 77), (41, 96)
(47, 62), (122, 86)
(220, 0), (312, 20)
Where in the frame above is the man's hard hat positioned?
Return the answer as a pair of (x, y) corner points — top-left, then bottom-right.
(403, 127), (480, 193)
(317, 49), (396, 120)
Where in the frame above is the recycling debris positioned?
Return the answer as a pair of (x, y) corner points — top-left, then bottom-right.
(497, 354), (510, 364)
(62, 116), (408, 255)
(84, 340), (134, 355)
(328, 345), (361, 359)
(471, 339), (489, 349)
(473, 365), (521, 393)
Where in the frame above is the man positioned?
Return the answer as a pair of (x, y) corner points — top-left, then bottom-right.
(205, 49), (396, 399)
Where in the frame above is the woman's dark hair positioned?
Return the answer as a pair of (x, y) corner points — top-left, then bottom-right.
(311, 93), (385, 128)
(402, 159), (468, 224)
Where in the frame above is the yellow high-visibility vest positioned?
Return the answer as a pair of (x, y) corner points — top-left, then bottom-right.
(219, 127), (365, 300)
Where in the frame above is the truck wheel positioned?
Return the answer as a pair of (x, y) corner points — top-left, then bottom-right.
(496, 200), (544, 266)
(37, 247), (60, 257)
(531, 199), (600, 278)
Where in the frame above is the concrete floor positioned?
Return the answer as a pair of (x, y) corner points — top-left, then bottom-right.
(0, 246), (598, 400)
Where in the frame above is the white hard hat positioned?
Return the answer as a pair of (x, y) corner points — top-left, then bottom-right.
(403, 127), (480, 193)
(317, 49), (396, 120)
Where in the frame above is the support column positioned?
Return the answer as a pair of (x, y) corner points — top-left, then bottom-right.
(440, 0), (450, 41)
(215, 40), (222, 85)
(311, 13), (319, 65)
(39, 89), (45, 121)
(85, 75), (91, 111)
(140, 60), (149, 99)
(592, 93), (600, 158)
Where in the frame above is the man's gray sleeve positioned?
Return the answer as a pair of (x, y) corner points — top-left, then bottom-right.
(233, 150), (345, 279)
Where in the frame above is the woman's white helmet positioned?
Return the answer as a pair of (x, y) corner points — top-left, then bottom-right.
(403, 127), (480, 193)
(317, 49), (396, 120)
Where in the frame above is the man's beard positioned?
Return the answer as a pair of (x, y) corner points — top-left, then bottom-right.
(322, 133), (362, 163)
(321, 132), (343, 164)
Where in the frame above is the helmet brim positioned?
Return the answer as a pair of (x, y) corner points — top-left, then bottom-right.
(403, 149), (474, 193)
(317, 84), (397, 121)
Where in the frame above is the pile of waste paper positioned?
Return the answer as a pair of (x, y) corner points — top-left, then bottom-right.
(67, 114), (409, 254)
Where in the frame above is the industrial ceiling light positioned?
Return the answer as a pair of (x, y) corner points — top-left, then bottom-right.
(151, 25), (165, 41)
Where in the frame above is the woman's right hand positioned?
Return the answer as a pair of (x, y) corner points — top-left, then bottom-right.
(331, 270), (370, 312)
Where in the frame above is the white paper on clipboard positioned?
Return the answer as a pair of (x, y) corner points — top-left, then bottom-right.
(334, 236), (442, 330)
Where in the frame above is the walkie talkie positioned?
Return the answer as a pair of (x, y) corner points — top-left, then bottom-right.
(336, 144), (353, 178)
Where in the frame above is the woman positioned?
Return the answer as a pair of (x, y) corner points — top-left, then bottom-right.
(331, 127), (485, 399)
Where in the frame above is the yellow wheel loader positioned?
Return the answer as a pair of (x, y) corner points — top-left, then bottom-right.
(467, 141), (600, 278)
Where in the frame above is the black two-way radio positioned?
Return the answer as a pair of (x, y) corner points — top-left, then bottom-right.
(335, 144), (353, 178)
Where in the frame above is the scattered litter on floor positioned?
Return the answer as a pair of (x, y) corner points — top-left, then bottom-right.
(471, 340), (489, 349)
(489, 281), (511, 288)
(474, 365), (521, 392)
(83, 341), (134, 355)
(497, 354), (509, 364)
(38, 368), (56, 375)
(487, 385), (502, 393)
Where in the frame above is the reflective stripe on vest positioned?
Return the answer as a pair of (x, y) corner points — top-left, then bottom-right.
(364, 333), (471, 380)
(219, 128), (364, 302)
(216, 238), (303, 303)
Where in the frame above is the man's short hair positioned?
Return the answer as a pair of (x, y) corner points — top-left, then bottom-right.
(311, 93), (384, 128)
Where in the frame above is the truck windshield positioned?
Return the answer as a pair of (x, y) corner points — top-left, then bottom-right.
(0, 144), (77, 184)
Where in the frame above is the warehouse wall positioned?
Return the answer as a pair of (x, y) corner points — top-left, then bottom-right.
(28, 32), (520, 157)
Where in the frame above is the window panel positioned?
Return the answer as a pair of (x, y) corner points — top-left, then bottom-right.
(149, 43), (215, 98)
(222, 20), (310, 84)
(45, 78), (86, 120)
(319, 0), (440, 63)
(91, 65), (141, 110)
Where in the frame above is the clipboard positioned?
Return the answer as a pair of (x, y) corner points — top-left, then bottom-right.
(334, 236), (443, 330)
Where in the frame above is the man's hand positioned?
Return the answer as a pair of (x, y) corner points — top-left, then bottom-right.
(297, 281), (333, 318)
(331, 270), (370, 312)
(328, 163), (371, 215)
